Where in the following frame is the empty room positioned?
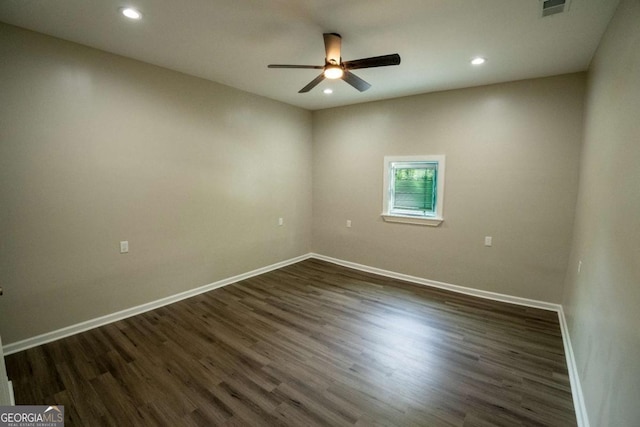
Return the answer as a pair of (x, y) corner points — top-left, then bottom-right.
(0, 0), (638, 426)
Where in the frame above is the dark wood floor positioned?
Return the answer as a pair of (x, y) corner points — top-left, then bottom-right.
(6, 259), (576, 426)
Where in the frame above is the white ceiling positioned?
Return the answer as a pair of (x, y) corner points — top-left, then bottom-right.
(0, 0), (620, 110)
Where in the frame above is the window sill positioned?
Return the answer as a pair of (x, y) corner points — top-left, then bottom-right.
(381, 214), (443, 227)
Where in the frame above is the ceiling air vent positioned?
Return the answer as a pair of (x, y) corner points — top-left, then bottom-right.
(541, 0), (571, 17)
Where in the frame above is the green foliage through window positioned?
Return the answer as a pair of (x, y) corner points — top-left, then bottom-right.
(391, 163), (437, 215)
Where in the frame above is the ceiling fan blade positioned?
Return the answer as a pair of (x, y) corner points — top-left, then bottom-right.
(342, 71), (371, 92)
(299, 73), (326, 93)
(343, 53), (401, 70)
(323, 33), (342, 64)
(268, 64), (324, 69)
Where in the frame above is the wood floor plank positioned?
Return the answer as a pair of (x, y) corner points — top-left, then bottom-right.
(5, 259), (577, 426)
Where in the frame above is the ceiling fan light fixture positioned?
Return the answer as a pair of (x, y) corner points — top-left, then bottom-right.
(324, 65), (344, 79)
(471, 57), (486, 65)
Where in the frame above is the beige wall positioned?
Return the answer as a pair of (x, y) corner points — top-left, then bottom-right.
(562, 0), (640, 425)
(0, 24), (313, 344)
(312, 74), (586, 303)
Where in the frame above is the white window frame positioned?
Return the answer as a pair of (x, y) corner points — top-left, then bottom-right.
(381, 155), (445, 226)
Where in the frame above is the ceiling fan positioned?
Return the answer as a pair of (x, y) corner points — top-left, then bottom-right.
(268, 33), (401, 93)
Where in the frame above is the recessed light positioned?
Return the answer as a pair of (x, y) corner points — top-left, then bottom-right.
(121, 7), (142, 20)
(323, 88), (333, 94)
(471, 57), (486, 65)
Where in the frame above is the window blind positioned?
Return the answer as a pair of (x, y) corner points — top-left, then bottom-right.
(392, 163), (437, 214)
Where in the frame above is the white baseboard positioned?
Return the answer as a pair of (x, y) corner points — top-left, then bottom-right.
(0, 335), (12, 406)
(310, 253), (561, 312)
(557, 307), (590, 427)
(1, 251), (588, 426)
(8, 381), (14, 406)
(2, 253), (312, 356)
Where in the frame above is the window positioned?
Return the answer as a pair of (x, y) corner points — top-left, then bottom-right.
(382, 155), (445, 226)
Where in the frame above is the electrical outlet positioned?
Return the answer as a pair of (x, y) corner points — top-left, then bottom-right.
(278, 217), (284, 226)
(484, 236), (492, 247)
(120, 241), (129, 254)
(346, 220), (352, 228)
